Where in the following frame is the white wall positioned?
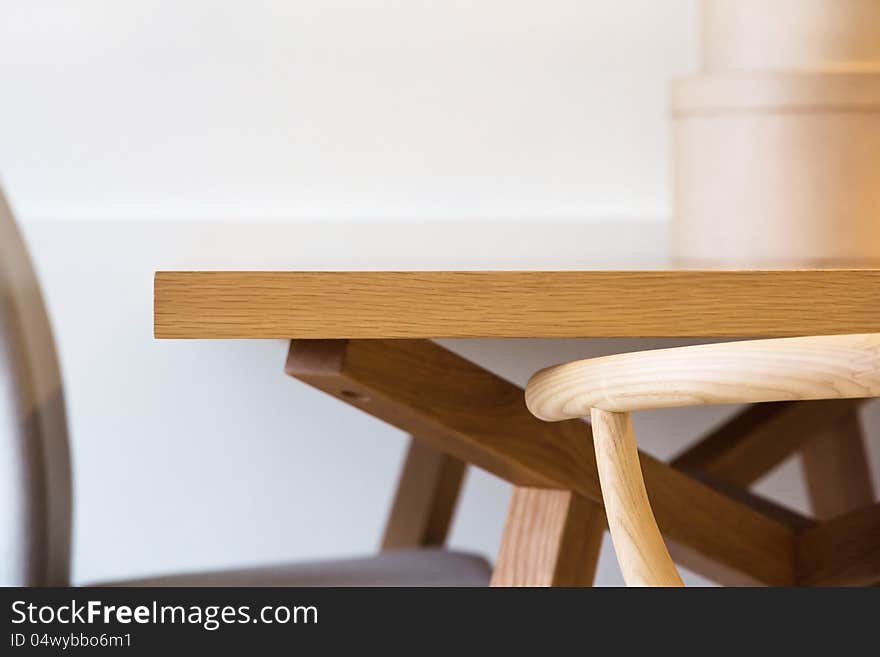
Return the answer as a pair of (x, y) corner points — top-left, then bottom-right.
(1, 0), (697, 222)
(5, 1), (878, 587)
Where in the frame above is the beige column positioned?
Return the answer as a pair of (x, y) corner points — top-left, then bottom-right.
(672, 0), (880, 267)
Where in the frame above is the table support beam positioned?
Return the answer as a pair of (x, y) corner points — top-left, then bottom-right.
(797, 502), (880, 586)
(671, 399), (867, 486)
(286, 338), (801, 586)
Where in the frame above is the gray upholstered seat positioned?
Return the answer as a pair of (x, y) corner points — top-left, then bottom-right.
(0, 183), (490, 587)
(96, 549), (490, 587)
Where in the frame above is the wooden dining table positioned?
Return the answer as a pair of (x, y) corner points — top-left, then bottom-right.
(153, 269), (880, 586)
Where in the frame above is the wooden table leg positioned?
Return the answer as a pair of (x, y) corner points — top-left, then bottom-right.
(801, 412), (876, 520)
(382, 436), (466, 550)
(491, 487), (605, 587)
(286, 338), (802, 586)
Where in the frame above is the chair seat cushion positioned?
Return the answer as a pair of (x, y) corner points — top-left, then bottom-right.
(92, 549), (491, 587)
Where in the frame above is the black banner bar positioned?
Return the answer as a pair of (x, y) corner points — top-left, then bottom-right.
(1, 587), (876, 653)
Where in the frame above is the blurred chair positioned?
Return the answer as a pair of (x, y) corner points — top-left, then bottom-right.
(0, 183), (489, 587)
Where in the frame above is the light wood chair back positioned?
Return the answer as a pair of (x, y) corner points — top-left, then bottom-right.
(525, 334), (880, 586)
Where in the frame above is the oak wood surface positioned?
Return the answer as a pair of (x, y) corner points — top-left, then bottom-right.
(285, 338), (798, 585)
(154, 270), (880, 338)
(801, 413), (876, 520)
(591, 409), (683, 587)
(671, 399), (867, 486)
(381, 437), (465, 550)
(491, 487), (605, 587)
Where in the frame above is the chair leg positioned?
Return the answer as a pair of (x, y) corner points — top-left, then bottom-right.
(491, 486), (605, 586)
(590, 408), (684, 587)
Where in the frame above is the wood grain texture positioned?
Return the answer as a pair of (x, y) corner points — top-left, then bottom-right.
(526, 334), (880, 418)
(672, 399), (866, 486)
(801, 412), (876, 520)
(491, 487), (605, 587)
(591, 409), (683, 587)
(381, 437), (465, 550)
(285, 338), (798, 585)
(797, 503), (880, 586)
(154, 270), (880, 338)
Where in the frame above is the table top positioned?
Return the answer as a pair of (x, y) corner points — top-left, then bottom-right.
(154, 269), (880, 338)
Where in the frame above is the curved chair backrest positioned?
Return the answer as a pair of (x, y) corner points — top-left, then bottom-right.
(525, 334), (880, 586)
(526, 333), (880, 419)
(0, 184), (71, 585)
